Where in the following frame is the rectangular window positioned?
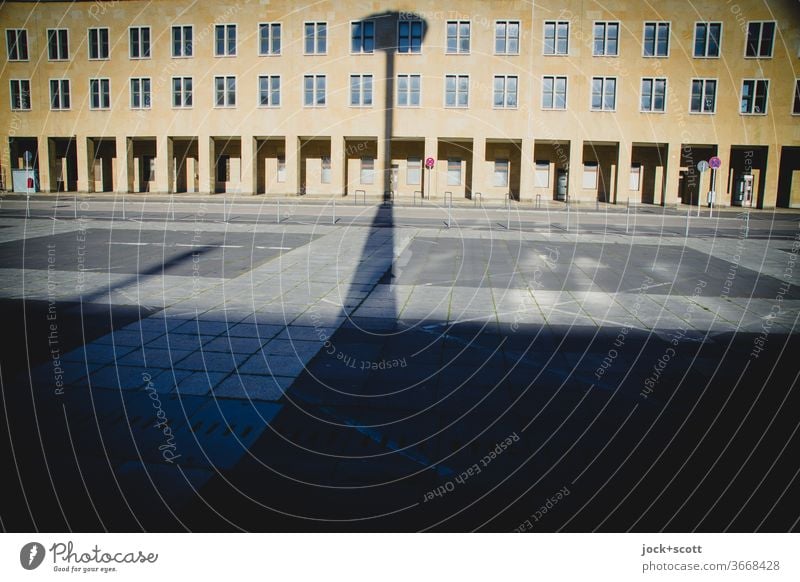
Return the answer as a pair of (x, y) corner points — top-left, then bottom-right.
(350, 74), (373, 106)
(90, 78), (110, 109)
(88, 28), (109, 59)
(407, 157), (421, 185)
(493, 75), (518, 108)
(398, 19), (423, 53)
(304, 74), (326, 106)
(130, 77), (151, 109)
(641, 78), (667, 112)
(746, 21), (775, 57)
(321, 156), (331, 184)
(740, 79), (769, 114)
(258, 75), (280, 106)
(6, 29), (28, 61)
(305, 22), (326, 54)
(397, 74), (421, 106)
(690, 79), (717, 113)
(129, 26), (151, 59)
(172, 25), (192, 57)
(582, 162), (598, 189)
(259, 23), (281, 55)
(630, 163), (642, 191)
(277, 155), (286, 182)
(495, 20), (520, 54)
(494, 159), (509, 187)
(447, 159), (462, 186)
(544, 21), (569, 55)
(360, 157), (374, 184)
(445, 74), (469, 107)
(47, 29), (69, 60)
(50, 79), (70, 110)
(351, 21), (374, 54)
(794, 80), (800, 115)
(446, 21), (470, 54)
(694, 22), (721, 57)
(593, 22), (619, 56)
(214, 76), (236, 107)
(591, 77), (616, 110)
(215, 24), (236, 56)
(172, 77), (192, 107)
(9, 79), (31, 110)
(534, 161), (550, 188)
(542, 75), (567, 109)
(643, 22), (670, 56)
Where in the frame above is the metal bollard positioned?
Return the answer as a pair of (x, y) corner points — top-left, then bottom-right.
(277, 199), (281, 223)
(744, 211), (750, 239)
(25, 195), (30, 218)
(74, 196), (78, 219)
(626, 204), (630, 234)
(447, 194), (451, 229)
(685, 205), (690, 238)
(332, 198), (336, 225)
(121, 195), (125, 220)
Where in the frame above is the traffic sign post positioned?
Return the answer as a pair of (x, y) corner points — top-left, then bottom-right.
(708, 156), (721, 218)
(425, 157), (435, 199)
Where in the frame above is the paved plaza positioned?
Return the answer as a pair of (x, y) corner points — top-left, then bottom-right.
(1, 195), (799, 531)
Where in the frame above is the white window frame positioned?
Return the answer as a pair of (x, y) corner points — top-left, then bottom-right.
(89, 77), (110, 110)
(689, 78), (717, 114)
(447, 158), (462, 186)
(259, 22), (281, 56)
(303, 74), (326, 107)
(444, 74), (469, 108)
(360, 157), (375, 184)
(745, 21), (776, 58)
(130, 77), (151, 109)
(693, 22), (722, 58)
(494, 20), (520, 55)
(493, 75), (518, 109)
(446, 20), (471, 54)
(543, 21), (569, 55)
(630, 163), (642, 191)
(397, 74), (421, 107)
(407, 157), (422, 185)
(534, 161), (550, 188)
(350, 20), (374, 54)
(172, 76), (192, 108)
(397, 19), (423, 54)
(172, 25), (193, 58)
(9, 79), (31, 111)
(593, 21), (619, 56)
(6, 28), (28, 61)
(590, 77), (616, 111)
(493, 159), (509, 187)
(321, 156), (332, 184)
(277, 156), (286, 182)
(128, 26), (151, 59)
(740, 79), (769, 115)
(542, 75), (567, 110)
(640, 77), (667, 113)
(258, 75), (280, 107)
(643, 21), (670, 57)
(49, 78), (70, 110)
(215, 24), (237, 57)
(349, 74), (373, 107)
(214, 75), (236, 107)
(582, 162), (599, 189)
(47, 28), (69, 61)
(88, 28), (109, 60)
(304, 22), (327, 55)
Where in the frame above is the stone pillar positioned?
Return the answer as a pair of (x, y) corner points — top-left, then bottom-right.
(77, 136), (91, 193)
(761, 144), (780, 209)
(37, 137), (51, 193)
(616, 141), (633, 205)
(567, 139), (582, 203)
(519, 138), (533, 202)
(284, 134), (299, 196)
(663, 142), (681, 207)
(331, 136), (345, 196)
(198, 136), (212, 194)
(240, 135), (255, 195)
(471, 137), (487, 200)
(156, 135), (173, 193)
(115, 135), (130, 193)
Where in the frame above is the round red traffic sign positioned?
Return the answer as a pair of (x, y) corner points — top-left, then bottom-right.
(709, 156), (722, 169)
(425, 157), (435, 169)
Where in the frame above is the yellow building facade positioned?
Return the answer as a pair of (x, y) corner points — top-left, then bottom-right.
(1, 0), (799, 207)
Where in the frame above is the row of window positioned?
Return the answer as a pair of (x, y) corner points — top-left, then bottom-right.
(10, 75), (800, 115)
(4, 19), (779, 61)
